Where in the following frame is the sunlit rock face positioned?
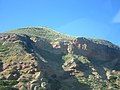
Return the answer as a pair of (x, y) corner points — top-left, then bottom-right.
(0, 33), (20, 42)
(0, 27), (120, 90)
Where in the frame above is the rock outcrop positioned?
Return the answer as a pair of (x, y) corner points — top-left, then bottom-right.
(0, 27), (120, 90)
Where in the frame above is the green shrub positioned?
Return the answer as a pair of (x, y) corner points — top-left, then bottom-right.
(0, 43), (9, 52)
(109, 75), (117, 83)
(0, 80), (18, 86)
(62, 54), (74, 61)
(78, 56), (90, 64)
(0, 86), (18, 90)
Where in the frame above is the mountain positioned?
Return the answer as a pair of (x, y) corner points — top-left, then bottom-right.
(8, 27), (73, 41)
(0, 27), (120, 90)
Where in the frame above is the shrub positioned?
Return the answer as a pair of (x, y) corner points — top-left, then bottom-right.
(0, 80), (18, 86)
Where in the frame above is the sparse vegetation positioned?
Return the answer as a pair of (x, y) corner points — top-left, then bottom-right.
(0, 43), (9, 52)
(0, 27), (119, 90)
(0, 80), (18, 90)
(8, 27), (74, 41)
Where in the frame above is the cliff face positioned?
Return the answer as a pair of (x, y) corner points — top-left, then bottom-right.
(0, 27), (120, 90)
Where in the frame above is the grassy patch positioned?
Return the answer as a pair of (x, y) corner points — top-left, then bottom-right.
(0, 43), (9, 52)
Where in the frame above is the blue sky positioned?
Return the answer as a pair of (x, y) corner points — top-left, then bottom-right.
(0, 0), (120, 45)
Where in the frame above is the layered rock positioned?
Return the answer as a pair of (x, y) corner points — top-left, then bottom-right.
(0, 28), (120, 90)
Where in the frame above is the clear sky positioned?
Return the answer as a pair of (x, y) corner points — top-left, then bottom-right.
(0, 0), (120, 45)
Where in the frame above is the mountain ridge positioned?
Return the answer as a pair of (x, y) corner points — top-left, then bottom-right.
(8, 27), (120, 49)
(0, 27), (120, 90)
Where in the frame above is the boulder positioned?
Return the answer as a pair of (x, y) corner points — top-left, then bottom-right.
(3, 63), (10, 70)
(41, 82), (47, 88)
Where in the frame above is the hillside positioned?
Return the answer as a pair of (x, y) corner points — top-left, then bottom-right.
(0, 27), (120, 90)
(8, 27), (74, 41)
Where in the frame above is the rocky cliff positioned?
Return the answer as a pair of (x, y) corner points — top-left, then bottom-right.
(0, 27), (120, 90)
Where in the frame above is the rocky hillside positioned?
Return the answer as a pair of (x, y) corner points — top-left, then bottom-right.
(0, 27), (120, 90)
(8, 27), (73, 41)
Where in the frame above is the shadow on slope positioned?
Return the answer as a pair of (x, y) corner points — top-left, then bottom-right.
(33, 44), (91, 90)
